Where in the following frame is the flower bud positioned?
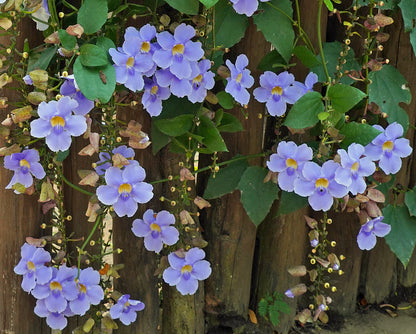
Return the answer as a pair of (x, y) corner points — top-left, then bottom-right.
(27, 91), (47, 105)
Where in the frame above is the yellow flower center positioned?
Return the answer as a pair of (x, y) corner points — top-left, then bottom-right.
(192, 74), (203, 85)
(172, 44), (185, 56)
(351, 162), (359, 171)
(236, 73), (243, 83)
(118, 183), (132, 194)
(50, 281), (63, 291)
(286, 158), (298, 169)
(141, 41), (150, 53)
(19, 159), (31, 169)
(271, 86), (283, 95)
(50, 115), (65, 128)
(124, 301), (130, 309)
(315, 178), (329, 189)
(150, 85), (158, 95)
(78, 283), (87, 294)
(27, 261), (36, 271)
(150, 223), (161, 233)
(181, 264), (193, 274)
(126, 57), (135, 68)
(382, 140), (394, 151)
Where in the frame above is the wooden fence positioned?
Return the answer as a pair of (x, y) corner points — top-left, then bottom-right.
(1, 1), (416, 334)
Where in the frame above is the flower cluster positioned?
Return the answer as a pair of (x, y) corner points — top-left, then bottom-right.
(268, 123), (411, 212)
(109, 23), (214, 116)
(14, 243), (104, 330)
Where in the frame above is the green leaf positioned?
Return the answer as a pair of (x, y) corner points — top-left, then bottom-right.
(254, 0), (294, 63)
(73, 57), (116, 103)
(154, 114), (194, 137)
(78, 0), (108, 34)
(196, 115), (228, 152)
(238, 166), (279, 226)
(269, 302), (281, 327)
(199, 0), (219, 8)
(310, 41), (361, 85)
(258, 299), (269, 317)
(277, 191), (308, 215)
(217, 112), (243, 132)
(56, 149), (70, 162)
(216, 91), (234, 110)
(399, 0), (416, 55)
(328, 84), (366, 113)
(338, 122), (382, 148)
(405, 186), (416, 216)
(96, 36), (116, 53)
(165, 0), (199, 14)
(323, 0), (334, 11)
(368, 65), (411, 132)
(151, 122), (170, 155)
(383, 205), (416, 268)
(159, 96), (200, 119)
(204, 159), (249, 199)
(257, 50), (288, 72)
(284, 92), (324, 129)
(213, 0), (248, 48)
(58, 29), (77, 50)
(79, 44), (109, 67)
(293, 45), (320, 68)
(27, 46), (58, 72)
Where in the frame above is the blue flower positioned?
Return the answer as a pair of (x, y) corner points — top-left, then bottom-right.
(69, 267), (104, 316)
(110, 294), (145, 326)
(34, 299), (74, 330)
(225, 54), (254, 105)
(335, 143), (375, 195)
(155, 69), (192, 98)
(30, 96), (87, 152)
(132, 209), (179, 253)
(4, 149), (46, 191)
(95, 145), (138, 176)
(96, 164), (153, 217)
(153, 23), (204, 80)
(60, 75), (94, 116)
(187, 59), (215, 103)
(364, 122), (412, 174)
(31, 266), (78, 314)
(142, 75), (171, 117)
(357, 216), (391, 250)
(14, 243), (52, 292)
(293, 72), (318, 95)
(230, 0), (271, 17)
(253, 71), (303, 116)
(267, 141), (313, 192)
(23, 74), (33, 85)
(109, 26), (156, 92)
(163, 248), (212, 295)
(294, 160), (348, 212)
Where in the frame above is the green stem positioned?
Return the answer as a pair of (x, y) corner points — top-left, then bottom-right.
(317, 0), (331, 83)
(77, 215), (102, 278)
(61, 174), (95, 196)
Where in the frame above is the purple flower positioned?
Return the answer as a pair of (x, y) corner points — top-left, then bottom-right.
(187, 59), (215, 103)
(310, 239), (318, 248)
(225, 54), (254, 105)
(357, 216), (391, 250)
(294, 72), (318, 95)
(34, 299), (73, 330)
(109, 26), (156, 92)
(142, 75), (171, 117)
(155, 69), (192, 98)
(96, 164), (153, 217)
(110, 294), (145, 326)
(335, 143), (375, 195)
(284, 289), (295, 298)
(253, 71), (303, 116)
(364, 122), (412, 174)
(4, 149), (46, 191)
(132, 209), (179, 253)
(23, 74), (33, 85)
(32, 266), (78, 314)
(95, 145), (138, 176)
(267, 141), (313, 192)
(60, 75), (94, 116)
(69, 267), (104, 316)
(163, 248), (212, 295)
(30, 96), (87, 152)
(230, 0), (271, 17)
(294, 160), (348, 212)
(14, 243), (52, 292)
(153, 23), (204, 80)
